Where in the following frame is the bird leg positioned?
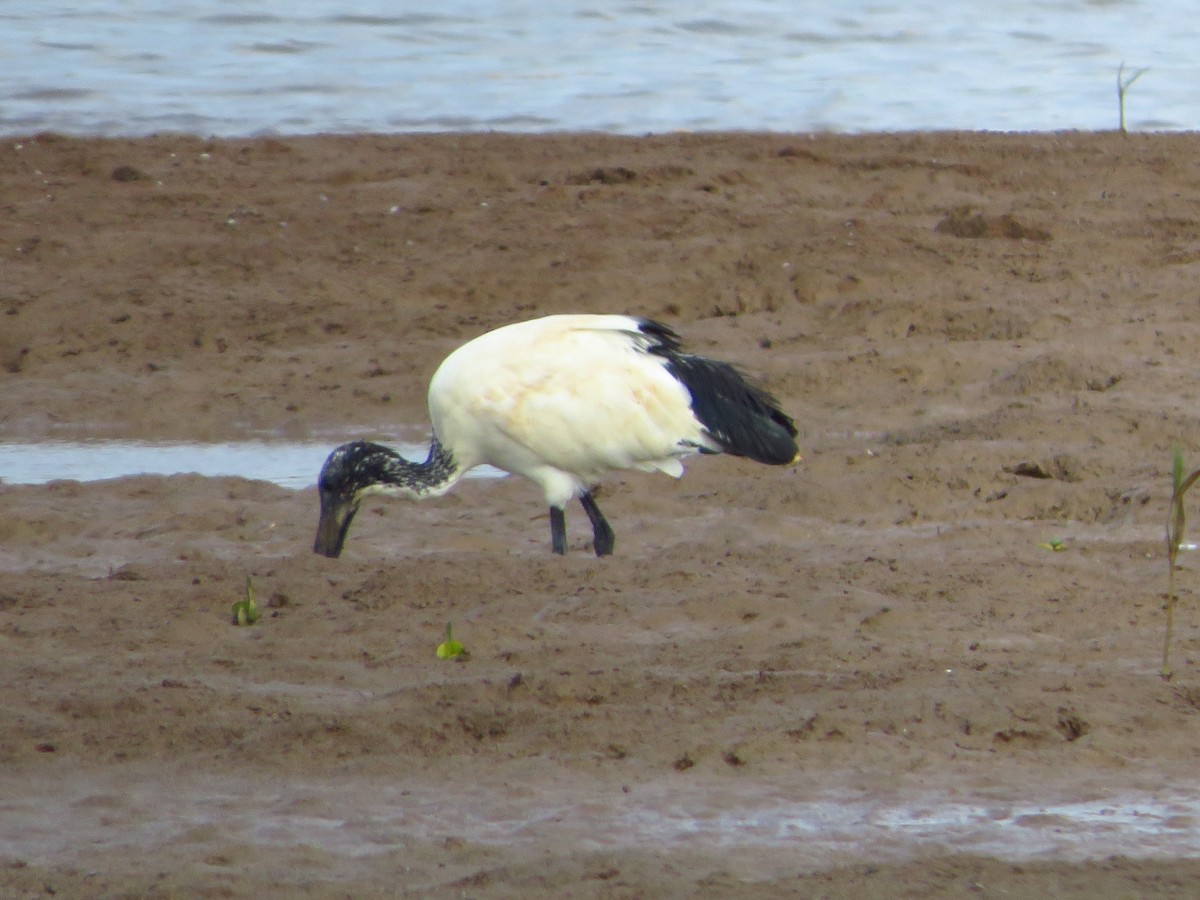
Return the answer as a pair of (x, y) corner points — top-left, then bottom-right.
(579, 491), (615, 557)
(549, 506), (568, 555)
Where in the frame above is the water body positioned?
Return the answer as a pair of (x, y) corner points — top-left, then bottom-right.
(0, 441), (505, 489)
(1, 769), (1198, 882)
(1, 1), (1194, 137)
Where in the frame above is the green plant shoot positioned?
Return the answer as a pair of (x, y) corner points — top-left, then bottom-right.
(1164, 447), (1200, 678)
(436, 622), (465, 659)
(1117, 62), (1148, 134)
(232, 576), (260, 626)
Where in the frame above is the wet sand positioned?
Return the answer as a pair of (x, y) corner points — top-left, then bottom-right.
(3, 130), (1200, 896)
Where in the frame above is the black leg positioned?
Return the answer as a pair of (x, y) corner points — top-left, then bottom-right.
(549, 506), (567, 555)
(579, 491), (615, 557)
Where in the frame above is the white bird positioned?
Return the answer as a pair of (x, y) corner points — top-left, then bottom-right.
(313, 314), (799, 557)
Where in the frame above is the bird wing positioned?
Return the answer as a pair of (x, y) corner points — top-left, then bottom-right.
(430, 316), (709, 489)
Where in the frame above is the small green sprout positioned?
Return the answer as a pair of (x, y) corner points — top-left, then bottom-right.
(436, 622), (466, 660)
(1164, 447), (1200, 678)
(231, 576), (260, 626)
(1038, 538), (1067, 552)
(1117, 62), (1148, 134)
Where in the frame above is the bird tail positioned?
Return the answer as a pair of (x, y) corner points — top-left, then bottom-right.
(664, 353), (799, 465)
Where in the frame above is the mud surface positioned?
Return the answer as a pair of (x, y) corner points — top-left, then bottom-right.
(4, 130), (1200, 896)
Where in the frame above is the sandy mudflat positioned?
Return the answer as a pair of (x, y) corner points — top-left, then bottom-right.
(4, 130), (1200, 896)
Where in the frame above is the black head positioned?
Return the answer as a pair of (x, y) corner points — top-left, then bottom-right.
(312, 441), (396, 558)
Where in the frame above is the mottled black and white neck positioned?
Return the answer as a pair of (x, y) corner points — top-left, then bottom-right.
(320, 439), (460, 500)
(313, 438), (462, 557)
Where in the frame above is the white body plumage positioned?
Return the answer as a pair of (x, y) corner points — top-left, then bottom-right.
(429, 314), (713, 509)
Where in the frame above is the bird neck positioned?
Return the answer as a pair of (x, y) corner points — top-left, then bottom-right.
(370, 435), (464, 500)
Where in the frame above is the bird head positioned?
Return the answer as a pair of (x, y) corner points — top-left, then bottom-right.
(312, 441), (394, 558)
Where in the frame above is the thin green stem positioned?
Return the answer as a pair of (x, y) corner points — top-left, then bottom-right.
(1163, 449), (1200, 679)
(1164, 563), (1176, 678)
(1117, 62), (1148, 134)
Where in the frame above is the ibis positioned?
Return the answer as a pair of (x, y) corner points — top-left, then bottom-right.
(313, 314), (798, 557)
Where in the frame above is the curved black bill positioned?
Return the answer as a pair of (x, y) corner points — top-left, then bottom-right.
(313, 492), (358, 558)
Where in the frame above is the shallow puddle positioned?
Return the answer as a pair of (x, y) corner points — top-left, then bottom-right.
(0, 441), (505, 489)
(0, 769), (1197, 884)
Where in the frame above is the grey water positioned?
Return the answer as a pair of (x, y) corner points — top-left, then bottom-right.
(2, 768), (1199, 881)
(2, 1), (1196, 138)
(0, 441), (505, 489)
